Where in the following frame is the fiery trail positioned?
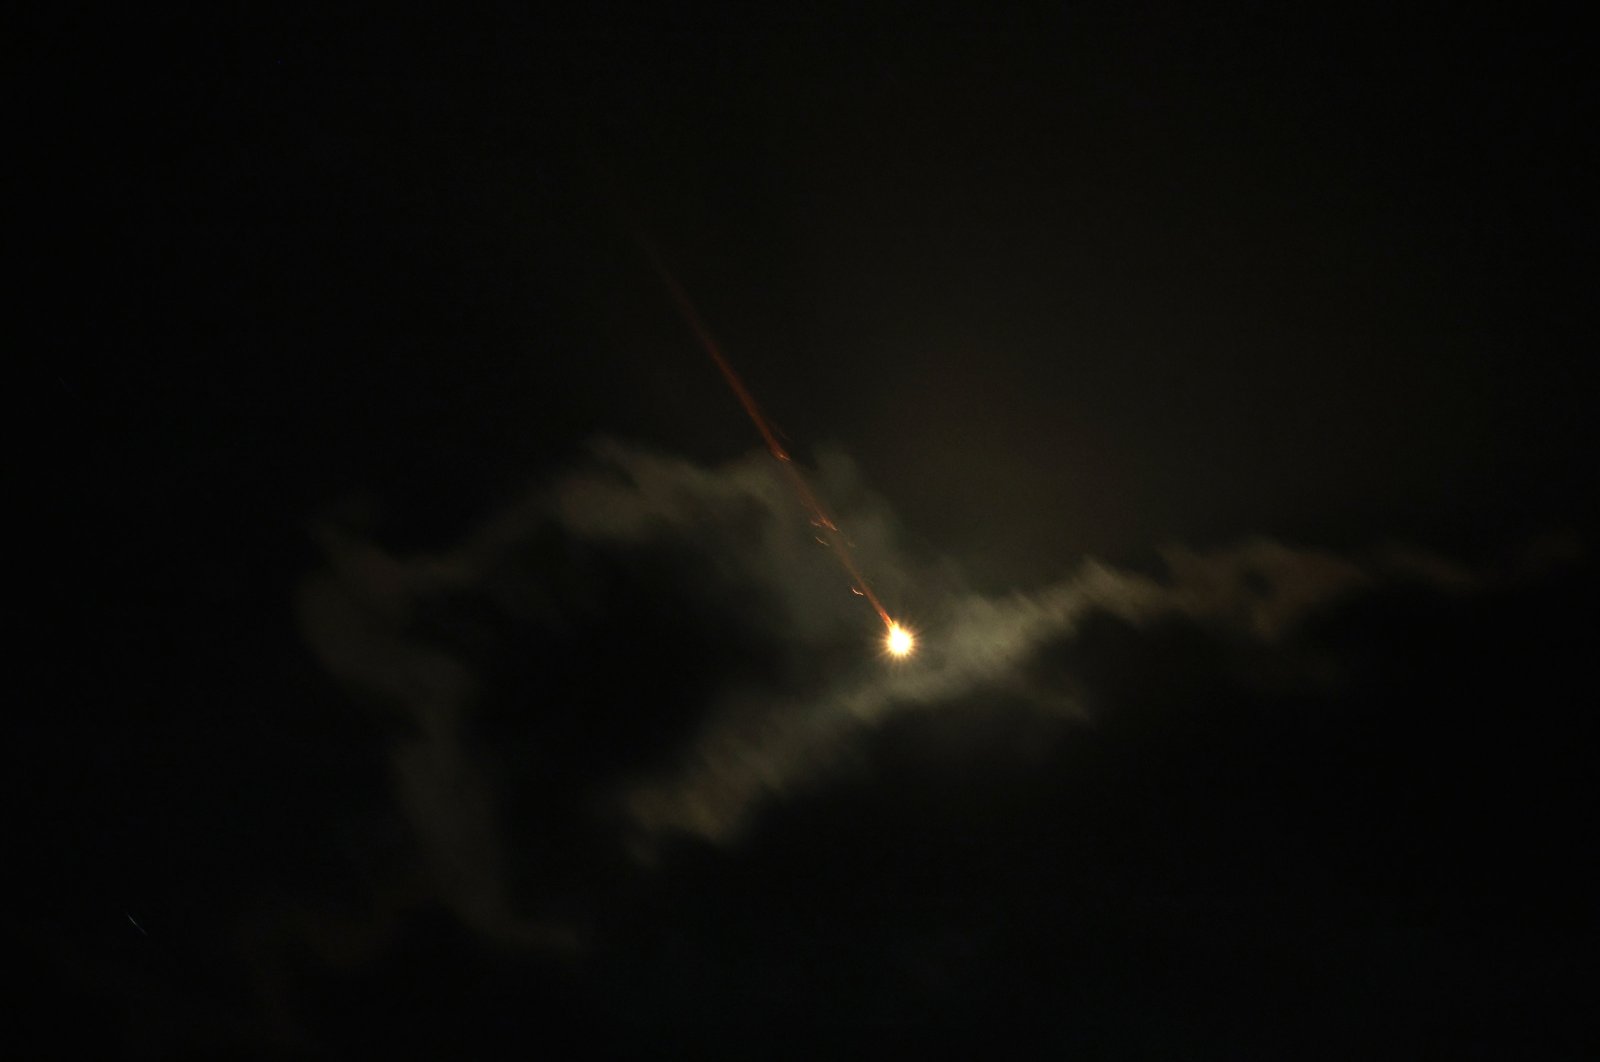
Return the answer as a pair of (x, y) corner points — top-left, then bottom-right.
(638, 236), (896, 633)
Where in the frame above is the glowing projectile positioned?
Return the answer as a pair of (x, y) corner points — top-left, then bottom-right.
(886, 622), (914, 658)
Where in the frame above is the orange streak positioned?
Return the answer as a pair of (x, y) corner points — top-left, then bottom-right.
(639, 236), (893, 630)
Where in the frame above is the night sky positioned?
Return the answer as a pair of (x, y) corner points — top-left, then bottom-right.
(25, 4), (1599, 1057)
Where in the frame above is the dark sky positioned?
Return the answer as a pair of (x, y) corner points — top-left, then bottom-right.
(24, 4), (1599, 1058)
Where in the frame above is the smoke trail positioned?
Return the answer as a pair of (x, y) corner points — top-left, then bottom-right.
(636, 234), (896, 631)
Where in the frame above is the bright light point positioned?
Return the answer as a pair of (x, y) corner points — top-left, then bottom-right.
(886, 623), (914, 658)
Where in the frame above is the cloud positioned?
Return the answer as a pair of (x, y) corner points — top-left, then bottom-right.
(285, 439), (1596, 1055)
(296, 520), (577, 953)
(549, 439), (922, 644)
(299, 439), (1510, 872)
(617, 532), (1486, 846)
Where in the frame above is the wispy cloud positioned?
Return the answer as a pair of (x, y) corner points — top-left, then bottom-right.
(296, 521), (578, 953)
(300, 440), (1504, 870)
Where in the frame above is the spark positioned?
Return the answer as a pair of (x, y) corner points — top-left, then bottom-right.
(886, 622), (915, 658)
